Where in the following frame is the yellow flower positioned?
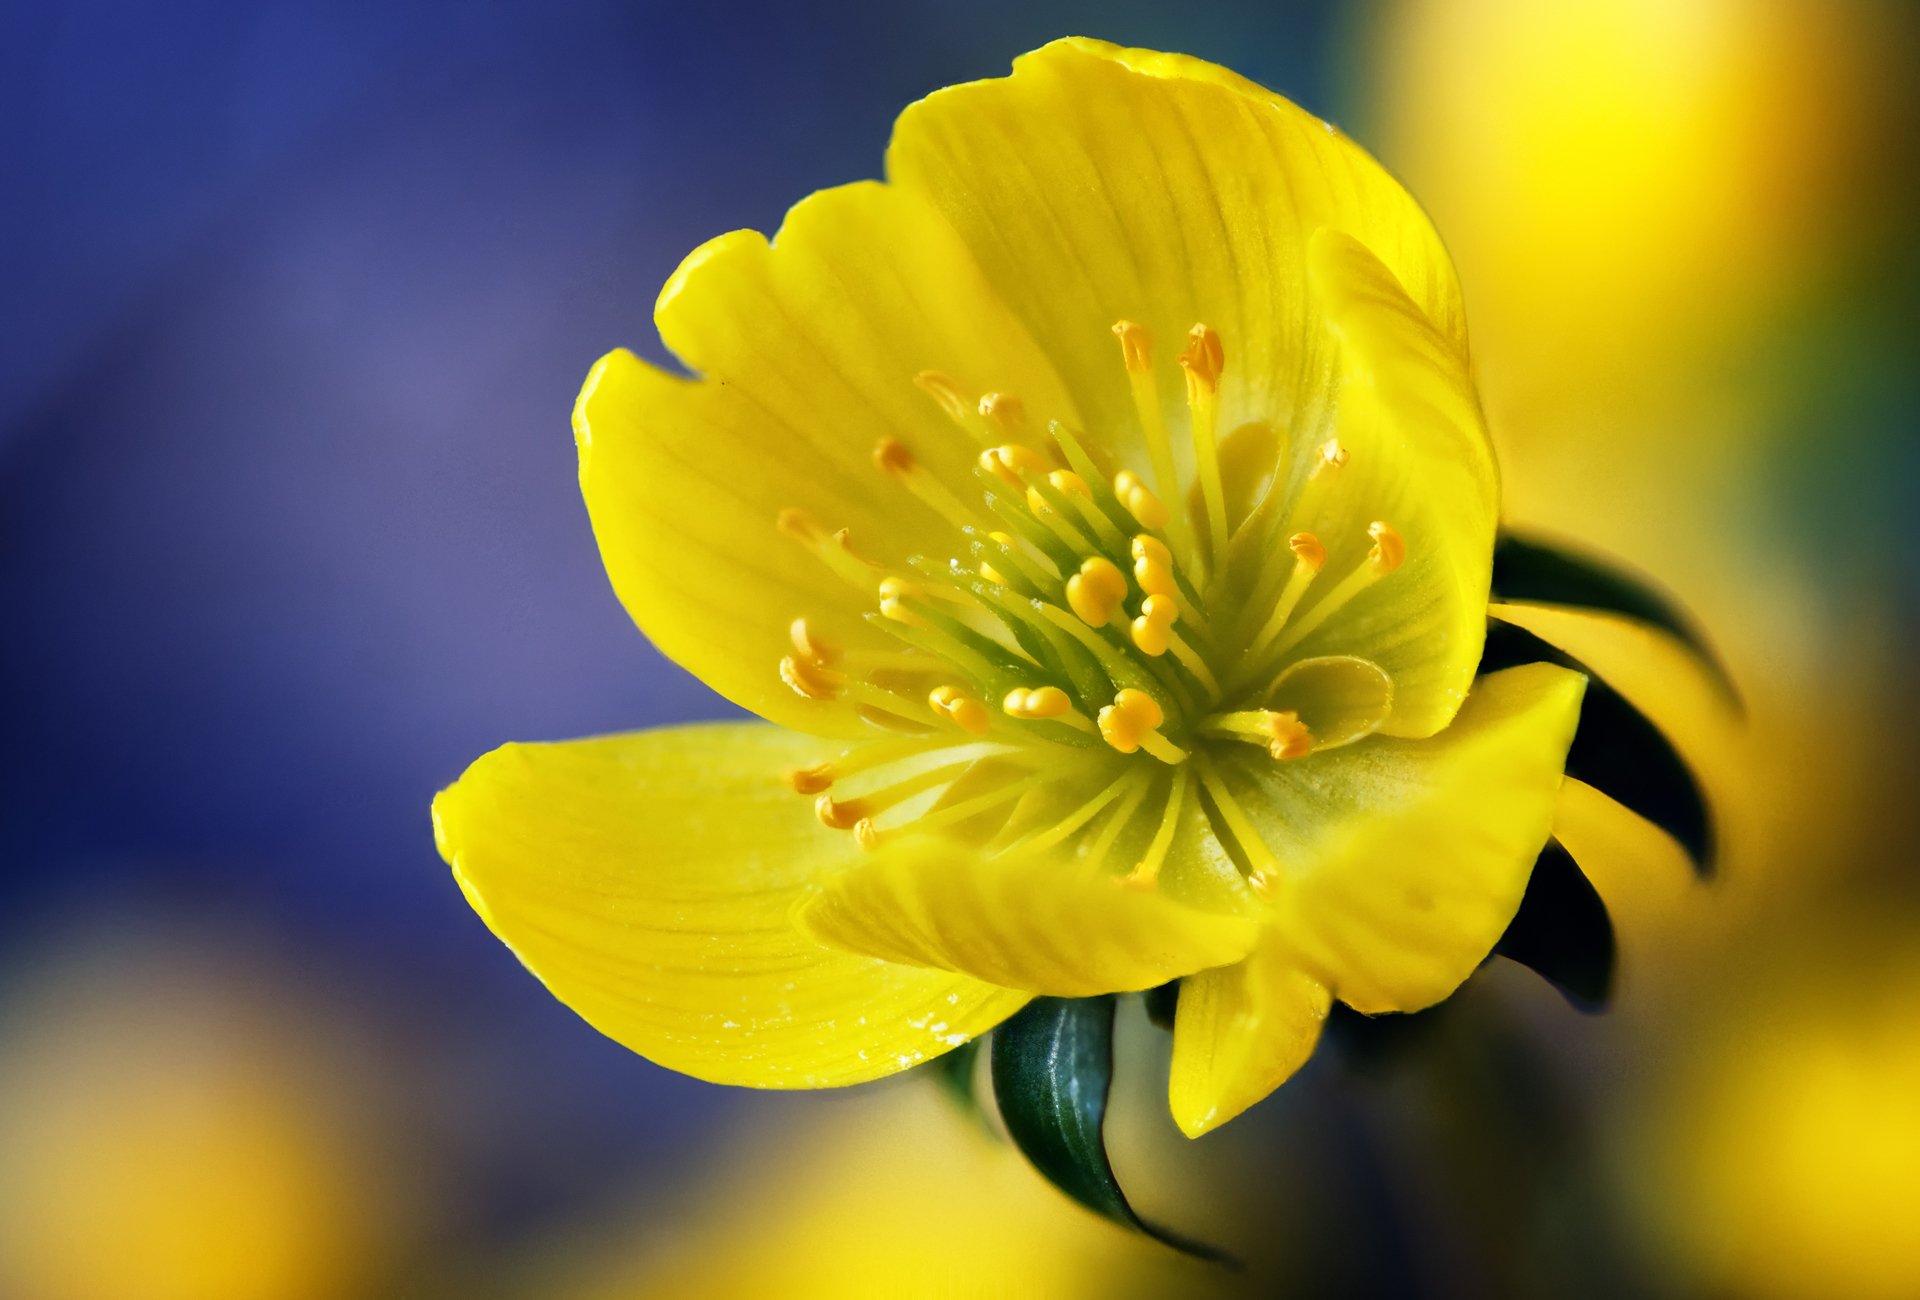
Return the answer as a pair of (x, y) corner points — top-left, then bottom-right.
(433, 39), (1588, 1139)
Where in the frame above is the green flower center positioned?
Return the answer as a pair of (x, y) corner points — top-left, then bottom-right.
(776, 320), (1403, 888)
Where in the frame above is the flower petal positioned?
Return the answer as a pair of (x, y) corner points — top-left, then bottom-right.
(580, 179), (1078, 736)
(1168, 944), (1331, 1138)
(1270, 230), (1497, 737)
(887, 37), (1467, 484)
(432, 724), (1028, 1087)
(797, 836), (1260, 998)
(1226, 663), (1587, 1014)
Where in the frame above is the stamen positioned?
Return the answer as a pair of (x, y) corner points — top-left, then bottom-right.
(877, 576), (928, 628)
(927, 684), (992, 735)
(1194, 754), (1283, 884)
(779, 654), (842, 700)
(814, 758), (978, 830)
(789, 617), (842, 667)
(1122, 766), (1189, 889)
(1131, 534), (1177, 597)
(786, 736), (943, 793)
(1065, 556), (1129, 628)
(1128, 593), (1178, 657)
(873, 437), (977, 531)
(913, 370), (970, 422)
(1200, 709), (1314, 761)
(979, 443), (1048, 489)
(1178, 324), (1230, 571)
(1311, 437), (1350, 480)
(1113, 469), (1168, 530)
(1367, 520), (1406, 574)
(859, 769), (1051, 849)
(978, 392), (1026, 434)
(776, 506), (822, 544)
(1242, 531), (1327, 666)
(1036, 603), (1161, 699)
(974, 529), (1055, 594)
(1131, 592), (1219, 700)
(1097, 688), (1188, 764)
(1024, 469), (1091, 519)
(1262, 520), (1406, 663)
(1111, 321), (1198, 565)
(1083, 769), (1152, 870)
(1001, 770), (1135, 855)
(1003, 685), (1097, 734)
(779, 509), (887, 589)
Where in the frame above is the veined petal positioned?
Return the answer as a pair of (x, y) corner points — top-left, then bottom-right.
(580, 180), (1078, 737)
(1225, 663), (1586, 1015)
(432, 725), (1027, 1087)
(887, 37), (1466, 483)
(797, 837), (1260, 998)
(1168, 944), (1331, 1138)
(1271, 231), (1497, 737)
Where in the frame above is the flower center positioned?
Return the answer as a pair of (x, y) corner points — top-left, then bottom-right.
(772, 321), (1407, 887)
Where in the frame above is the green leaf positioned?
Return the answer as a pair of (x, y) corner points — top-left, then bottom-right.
(1494, 839), (1616, 1012)
(1492, 532), (1739, 710)
(989, 997), (1232, 1263)
(1479, 620), (1715, 877)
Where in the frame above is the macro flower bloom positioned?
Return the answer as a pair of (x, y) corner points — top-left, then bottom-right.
(434, 39), (1600, 1142)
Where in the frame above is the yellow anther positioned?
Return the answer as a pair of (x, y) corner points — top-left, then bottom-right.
(979, 443), (1048, 488)
(1097, 688), (1164, 754)
(788, 617), (841, 666)
(978, 530), (1019, 587)
(1288, 531), (1327, 573)
(1026, 468), (1091, 517)
(978, 392), (1026, 431)
(913, 370), (970, 421)
(872, 437), (915, 478)
(779, 654), (842, 701)
(1049, 469), (1090, 500)
(1367, 521), (1406, 575)
(928, 684), (992, 735)
(1311, 438), (1350, 479)
(814, 792), (870, 830)
(1111, 320), (1153, 373)
(1129, 593), (1178, 657)
(1198, 708), (1314, 763)
(853, 818), (882, 852)
(828, 527), (882, 570)
(1177, 323), (1224, 397)
(1113, 469), (1169, 530)
(1003, 685), (1072, 720)
(1131, 534), (1178, 598)
(878, 576), (927, 626)
(776, 506), (822, 544)
(1065, 556), (1129, 627)
(1264, 711), (1314, 760)
(789, 764), (835, 794)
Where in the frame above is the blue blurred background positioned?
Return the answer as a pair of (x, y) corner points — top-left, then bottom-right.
(4, 2), (1915, 1297)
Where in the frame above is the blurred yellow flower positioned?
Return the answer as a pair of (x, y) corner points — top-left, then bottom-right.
(0, 939), (387, 1300)
(434, 38), (1591, 1140)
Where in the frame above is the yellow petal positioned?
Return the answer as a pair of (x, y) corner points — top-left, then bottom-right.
(579, 180), (1078, 737)
(1271, 230), (1498, 738)
(797, 834), (1260, 998)
(432, 724), (1027, 1087)
(1227, 663), (1587, 1014)
(888, 37), (1466, 485)
(1168, 944), (1331, 1138)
